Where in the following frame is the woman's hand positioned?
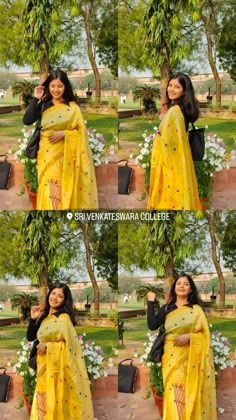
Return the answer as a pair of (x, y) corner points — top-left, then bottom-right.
(37, 343), (47, 355)
(34, 85), (45, 100)
(174, 334), (190, 347)
(30, 305), (43, 320)
(48, 131), (65, 144)
(147, 291), (156, 302)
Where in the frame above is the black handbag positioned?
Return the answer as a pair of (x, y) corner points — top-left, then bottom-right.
(0, 155), (12, 189)
(25, 103), (45, 159)
(189, 123), (205, 161)
(118, 358), (137, 393)
(29, 339), (39, 371)
(25, 123), (41, 159)
(148, 304), (168, 363)
(118, 160), (133, 194)
(0, 367), (11, 402)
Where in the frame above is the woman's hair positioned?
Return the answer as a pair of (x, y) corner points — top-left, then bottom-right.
(42, 69), (76, 103)
(166, 73), (200, 126)
(168, 273), (203, 306)
(42, 282), (77, 325)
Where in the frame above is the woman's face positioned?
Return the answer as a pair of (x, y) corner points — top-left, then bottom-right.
(175, 276), (191, 298)
(49, 288), (65, 309)
(167, 78), (184, 101)
(49, 78), (65, 102)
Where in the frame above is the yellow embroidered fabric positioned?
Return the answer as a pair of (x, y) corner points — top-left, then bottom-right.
(37, 102), (98, 210)
(30, 313), (94, 420)
(147, 105), (201, 210)
(162, 305), (217, 420)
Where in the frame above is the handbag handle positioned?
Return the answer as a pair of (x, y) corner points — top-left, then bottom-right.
(0, 155), (8, 161)
(0, 367), (7, 374)
(119, 358), (134, 365)
(118, 159), (129, 166)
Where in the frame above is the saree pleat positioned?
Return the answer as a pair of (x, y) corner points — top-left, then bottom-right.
(162, 305), (216, 420)
(37, 102), (98, 210)
(30, 313), (94, 420)
(147, 105), (201, 210)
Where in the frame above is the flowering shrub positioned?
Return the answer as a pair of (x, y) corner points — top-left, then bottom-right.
(13, 339), (36, 404)
(78, 333), (111, 380)
(14, 126), (109, 192)
(135, 127), (159, 188)
(194, 132), (230, 200)
(211, 330), (234, 374)
(140, 332), (164, 396)
(87, 128), (109, 166)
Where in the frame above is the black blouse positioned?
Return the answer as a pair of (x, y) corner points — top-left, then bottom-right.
(26, 312), (61, 341)
(147, 301), (193, 330)
(23, 98), (70, 125)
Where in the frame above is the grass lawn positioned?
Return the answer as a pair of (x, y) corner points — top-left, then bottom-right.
(121, 316), (236, 350)
(119, 116), (236, 153)
(0, 110), (117, 150)
(0, 94), (19, 105)
(119, 298), (145, 310)
(0, 307), (18, 318)
(0, 324), (116, 360)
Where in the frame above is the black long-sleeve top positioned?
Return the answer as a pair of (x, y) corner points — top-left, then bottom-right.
(23, 98), (71, 125)
(26, 312), (61, 341)
(147, 301), (193, 331)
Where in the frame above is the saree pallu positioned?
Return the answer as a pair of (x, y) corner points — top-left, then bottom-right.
(37, 102), (98, 210)
(162, 305), (216, 420)
(30, 313), (94, 420)
(147, 105), (201, 210)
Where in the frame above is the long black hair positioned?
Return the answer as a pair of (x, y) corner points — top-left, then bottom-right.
(166, 73), (200, 127)
(42, 69), (76, 103)
(42, 282), (77, 325)
(168, 273), (203, 307)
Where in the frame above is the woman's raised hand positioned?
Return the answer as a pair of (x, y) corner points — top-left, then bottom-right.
(48, 131), (65, 143)
(31, 305), (43, 320)
(34, 85), (45, 100)
(147, 291), (156, 302)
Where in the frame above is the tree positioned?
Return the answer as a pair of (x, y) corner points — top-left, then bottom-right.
(118, 276), (143, 295)
(95, 221), (118, 290)
(97, 5), (118, 77)
(0, 284), (18, 303)
(0, 72), (17, 90)
(218, 5), (236, 81)
(20, 211), (75, 303)
(142, 0), (199, 112)
(133, 84), (159, 114)
(118, 75), (139, 95)
(118, 0), (149, 73)
(12, 79), (37, 108)
(136, 283), (164, 313)
(221, 211), (236, 274)
(11, 292), (38, 321)
(20, 0), (79, 79)
(204, 211), (226, 307)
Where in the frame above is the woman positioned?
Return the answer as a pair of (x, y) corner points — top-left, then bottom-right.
(147, 73), (201, 210)
(147, 274), (216, 420)
(23, 69), (98, 210)
(27, 282), (94, 420)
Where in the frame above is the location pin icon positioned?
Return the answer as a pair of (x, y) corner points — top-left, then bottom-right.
(67, 212), (73, 220)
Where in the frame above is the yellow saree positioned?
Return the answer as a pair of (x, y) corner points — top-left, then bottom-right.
(147, 105), (201, 210)
(30, 313), (94, 420)
(162, 305), (216, 420)
(37, 102), (98, 210)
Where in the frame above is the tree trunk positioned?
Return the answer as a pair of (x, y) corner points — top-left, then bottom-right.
(164, 261), (174, 302)
(40, 55), (50, 83)
(82, 3), (101, 105)
(38, 272), (49, 305)
(80, 222), (100, 316)
(205, 212), (225, 307)
(200, 4), (221, 110)
(160, 63), (170, 115)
